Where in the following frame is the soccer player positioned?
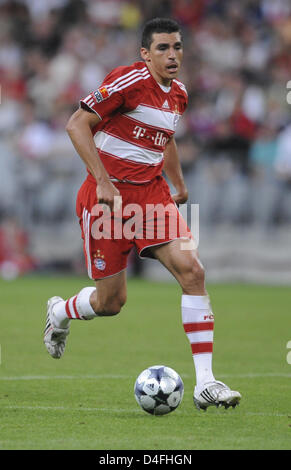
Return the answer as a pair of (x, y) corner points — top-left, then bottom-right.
(44, 18), (241, 411)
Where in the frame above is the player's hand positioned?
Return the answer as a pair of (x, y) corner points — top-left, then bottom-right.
(172, 186), (188, 206)
(96, 180), (122, 212)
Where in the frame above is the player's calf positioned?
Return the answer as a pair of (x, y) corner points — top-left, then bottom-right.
(94, 292), (127, 316)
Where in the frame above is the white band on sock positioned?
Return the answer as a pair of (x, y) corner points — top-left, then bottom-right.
(182, 294), (215, 387)
(181, 295), (210, 309)
(76, 287), (96, 320)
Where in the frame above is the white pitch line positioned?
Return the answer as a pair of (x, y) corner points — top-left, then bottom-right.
(0, 374), (131, 381)
(0, 372), (290, 381)
(246, 412), (288, 418)
(1, 404), (140, 413)
(219, 372), (291, 378)
(0, 405), (288, 418)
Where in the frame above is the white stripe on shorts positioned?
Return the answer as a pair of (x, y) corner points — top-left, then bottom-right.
(83, 208), (93, 280)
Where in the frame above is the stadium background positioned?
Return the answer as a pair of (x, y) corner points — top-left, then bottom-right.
(1, 0), (291, 284)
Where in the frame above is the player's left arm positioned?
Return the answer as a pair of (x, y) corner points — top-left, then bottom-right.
(163, 136), (188, 204)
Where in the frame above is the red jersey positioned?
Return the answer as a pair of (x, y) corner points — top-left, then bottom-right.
(80, 61), (188, 184)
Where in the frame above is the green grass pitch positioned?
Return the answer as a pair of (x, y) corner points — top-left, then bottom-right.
(0, 275), (290, 450)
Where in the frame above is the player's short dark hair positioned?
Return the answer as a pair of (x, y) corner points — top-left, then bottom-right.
(141, 18), (182, 50)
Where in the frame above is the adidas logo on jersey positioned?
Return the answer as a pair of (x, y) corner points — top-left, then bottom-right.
(162, 100), (170, 109)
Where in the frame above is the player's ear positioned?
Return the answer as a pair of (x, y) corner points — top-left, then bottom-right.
(140, 47), (150, 63)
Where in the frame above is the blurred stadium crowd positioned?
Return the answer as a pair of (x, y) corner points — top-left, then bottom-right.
(1, 0), (291, 278)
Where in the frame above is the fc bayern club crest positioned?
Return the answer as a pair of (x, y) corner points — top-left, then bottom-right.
(94, 258), (106, 271)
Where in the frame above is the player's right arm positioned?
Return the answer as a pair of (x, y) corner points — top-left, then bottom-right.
(66, 108), (120, 211)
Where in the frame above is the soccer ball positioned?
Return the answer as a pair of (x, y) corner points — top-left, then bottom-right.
(134, 365), (184, 415)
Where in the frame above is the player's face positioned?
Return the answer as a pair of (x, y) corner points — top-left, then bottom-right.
(141, 32), (183, 86)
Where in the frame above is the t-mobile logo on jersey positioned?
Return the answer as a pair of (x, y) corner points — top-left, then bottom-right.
(133, 125), (146, 139)
(133, 126), (167, 147)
